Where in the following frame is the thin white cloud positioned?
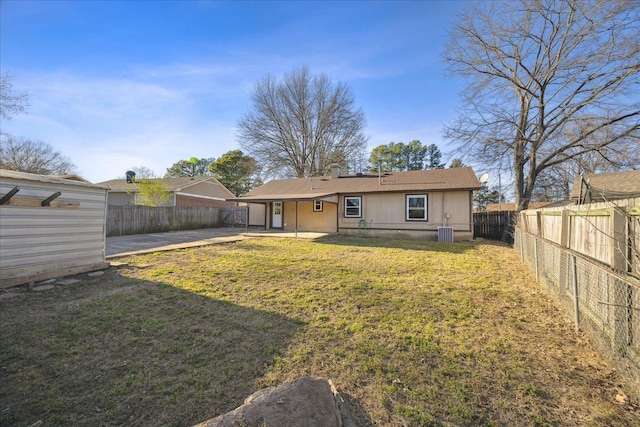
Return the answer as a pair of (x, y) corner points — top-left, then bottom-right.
(2, 70), (240, 182)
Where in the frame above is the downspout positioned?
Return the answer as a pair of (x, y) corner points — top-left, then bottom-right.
(336, 198), (340, 234)
(441, 193), (445, 226)
(245, 204), (249, 234)
(295, 201), (298, 238)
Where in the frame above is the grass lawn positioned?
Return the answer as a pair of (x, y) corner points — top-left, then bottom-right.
(1, 236), (638, 426)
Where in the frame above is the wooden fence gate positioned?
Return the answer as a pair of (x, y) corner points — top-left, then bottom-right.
(220, 207), (247, 227)
(473, 211), (515, 242)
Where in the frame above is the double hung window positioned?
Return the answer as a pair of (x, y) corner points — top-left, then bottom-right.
(406, 195), (427, 221)
(344, 196), (361, 217)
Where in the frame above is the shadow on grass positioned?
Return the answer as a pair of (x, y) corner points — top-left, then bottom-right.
(0, 270), (303, 427)
(312, 234), (510, 253)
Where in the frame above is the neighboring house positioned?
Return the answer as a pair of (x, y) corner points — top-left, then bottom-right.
(571, 170), (640, 204)
(485, 202), (553, 212)
(0, 169), (109, 288)
(96, 175), (236, 207)
(230, 165), (481, 240)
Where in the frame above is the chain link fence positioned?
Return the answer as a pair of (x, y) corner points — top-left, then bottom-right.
(514, 227), (639, 399)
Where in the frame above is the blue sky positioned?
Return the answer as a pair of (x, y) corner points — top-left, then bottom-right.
(1, 0), (469, 183)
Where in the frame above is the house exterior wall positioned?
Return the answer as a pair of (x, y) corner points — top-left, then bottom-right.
(0, 174), (109, 288)
(175, 194), (235, 207)
(282, 201), (338, 233)
(248, 203), (266, 226)
(180, 180), (234, 200)
(337, 190), (473, 240)
(107, 192), (135, 206)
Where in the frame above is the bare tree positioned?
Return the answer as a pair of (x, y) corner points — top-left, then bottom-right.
(0, 72), (30, 120)
(0, 134), (77, 175)
(237, 67), (368, 178)
(129, 166), (156, 179)
(444, 0), (640, 210)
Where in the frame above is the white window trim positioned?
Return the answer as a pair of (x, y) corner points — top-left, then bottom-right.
(344, 196), (362, 218)
(314, 200), (323, 212)
(406, 195), (427, 221)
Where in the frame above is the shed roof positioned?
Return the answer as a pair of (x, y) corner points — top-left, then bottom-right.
(233, 167), (481, 202)
(570, 170), (640, 201)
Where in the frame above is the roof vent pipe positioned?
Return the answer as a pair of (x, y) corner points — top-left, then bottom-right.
(126, 171), (136, 184)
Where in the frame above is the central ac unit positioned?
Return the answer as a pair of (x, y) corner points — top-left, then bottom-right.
(438, 226), (454, 243)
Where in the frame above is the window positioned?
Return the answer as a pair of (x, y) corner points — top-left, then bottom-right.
(314, 200), (323, 212)
(406, 195), (427, 221)
(344, 196), (361, 217)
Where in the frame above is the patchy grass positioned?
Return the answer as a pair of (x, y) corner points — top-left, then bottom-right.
(1, 236), (638, 426)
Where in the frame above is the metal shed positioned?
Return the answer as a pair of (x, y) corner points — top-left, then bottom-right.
(0, 169), (109, 288)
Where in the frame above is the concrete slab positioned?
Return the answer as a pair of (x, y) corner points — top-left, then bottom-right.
(106, 227), (249, 258)
(105, 227), (333, 259)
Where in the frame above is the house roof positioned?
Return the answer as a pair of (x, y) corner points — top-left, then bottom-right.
(233, 167), (481, 202)
(570, 170), (640, 202)
(96, 176), (235, 199)
(485, 201), (553, 212)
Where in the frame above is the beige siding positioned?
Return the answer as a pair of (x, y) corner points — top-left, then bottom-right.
(337, 190), (473, 239)
(248, 203), (266, 226)
(107, 192), (135, 206)
(0, 175), (108, 287)
(282, 201), (337, 233)
(179, 180), (234, 199)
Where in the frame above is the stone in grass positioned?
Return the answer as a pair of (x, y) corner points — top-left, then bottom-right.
(58, 279), (81, 286)
(87, 271), (105, 277)
(194, 377), (343, 427)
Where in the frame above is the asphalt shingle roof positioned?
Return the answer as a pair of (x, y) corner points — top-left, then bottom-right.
(97, 176), (220, 192)
(570, 170), (640, 201)
(235, 167), (481, 201)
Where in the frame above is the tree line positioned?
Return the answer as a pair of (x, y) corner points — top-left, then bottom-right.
(2, 0), (638, 210)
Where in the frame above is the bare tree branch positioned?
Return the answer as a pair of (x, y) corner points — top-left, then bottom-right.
(0, 72), (30, 120)
(237, 67), (368, 178)
(444, 0), (640, 210)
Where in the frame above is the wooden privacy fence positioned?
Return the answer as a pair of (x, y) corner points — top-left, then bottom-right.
(106, 206), (247, 237)
(473, 211), (516, 242)
(517, 197), (640, 278)
(514, 197), (640, 397)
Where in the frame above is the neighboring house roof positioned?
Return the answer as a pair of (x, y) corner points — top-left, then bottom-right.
(96, 176), (235, 199)
(485, 201), (553, 212)
(570, 170), (640, 202)
(232, 167), (481, 202)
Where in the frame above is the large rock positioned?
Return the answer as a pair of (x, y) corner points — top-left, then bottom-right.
(194, 377), (345, 427)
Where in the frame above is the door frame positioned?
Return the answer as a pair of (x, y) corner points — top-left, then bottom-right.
(271, 201), (283, 228)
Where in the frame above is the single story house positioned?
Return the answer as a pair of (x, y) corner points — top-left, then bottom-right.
(96, 175), (236, 207)
(0, 169), (109, 288)
(230, 165), (481, 240)
(571, 170), (640, 204)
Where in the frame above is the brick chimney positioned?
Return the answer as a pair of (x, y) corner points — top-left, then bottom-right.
(330, 163), (341, 179)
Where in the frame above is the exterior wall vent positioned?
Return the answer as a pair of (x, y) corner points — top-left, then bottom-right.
(438, 226), (454, 243)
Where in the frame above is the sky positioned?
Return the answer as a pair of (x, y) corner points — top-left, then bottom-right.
(1, 0), (470, 184)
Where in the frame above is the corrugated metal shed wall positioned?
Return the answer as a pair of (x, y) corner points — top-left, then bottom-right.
(0, 170), (109, 288)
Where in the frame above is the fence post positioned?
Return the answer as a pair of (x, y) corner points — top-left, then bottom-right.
(536, 211), (543, 239)
(610, 207), (627, 273)
(517, 228), (523, 261)
(560, 210), (570, 249)
(572, 254), (580, 333)
(534, 236), (540, 282)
